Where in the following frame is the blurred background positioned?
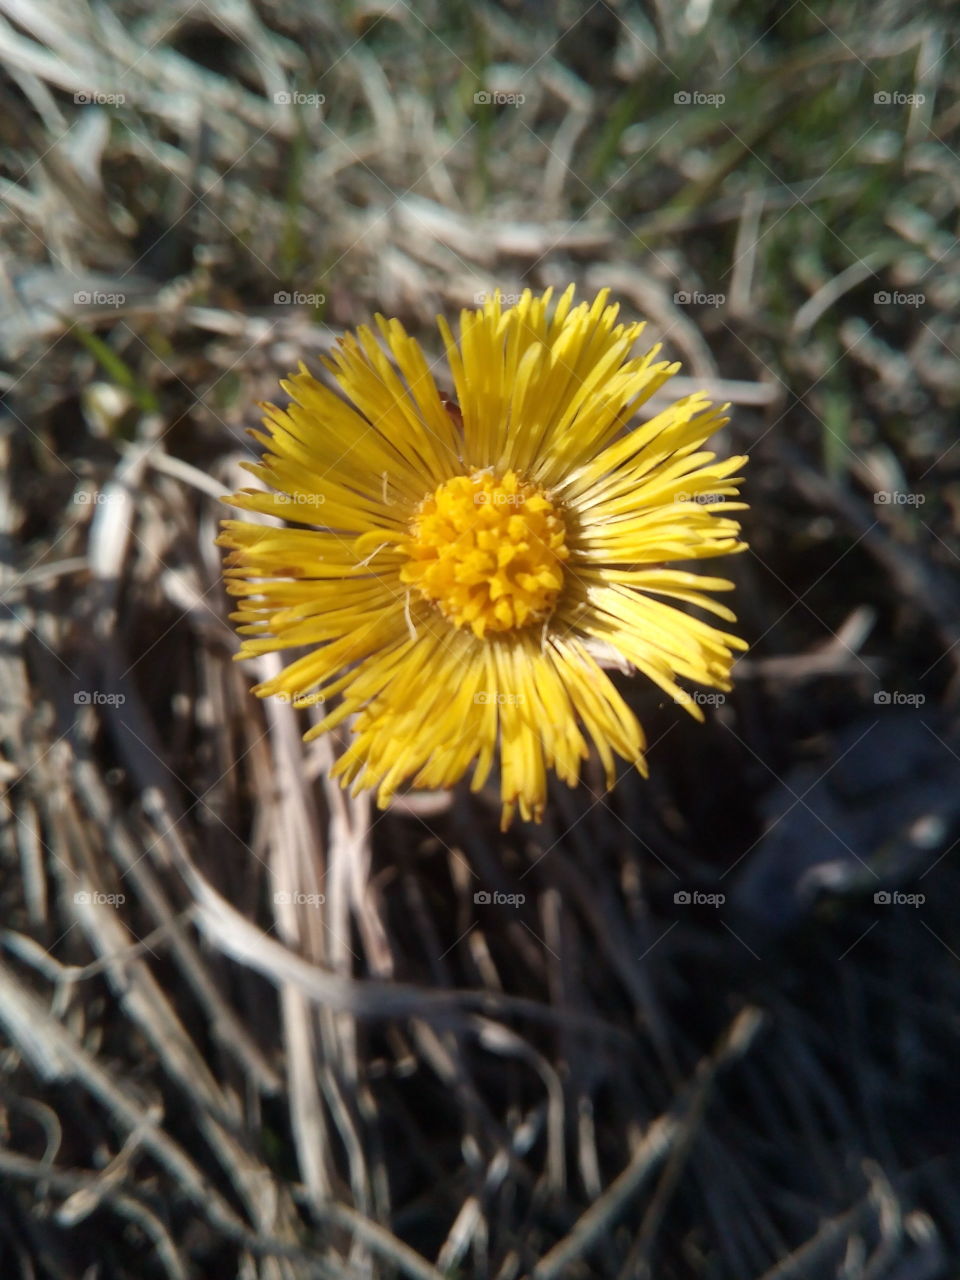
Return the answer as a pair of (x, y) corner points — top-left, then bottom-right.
(2, 1), (960, 1277)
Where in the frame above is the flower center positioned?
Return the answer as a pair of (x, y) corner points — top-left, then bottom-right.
(400, 470), (569, 638)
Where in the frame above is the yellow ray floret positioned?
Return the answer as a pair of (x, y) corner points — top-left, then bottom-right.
(218, 285), (748, 827)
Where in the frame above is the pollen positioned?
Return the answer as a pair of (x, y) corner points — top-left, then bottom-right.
(400, 469), (570, 638)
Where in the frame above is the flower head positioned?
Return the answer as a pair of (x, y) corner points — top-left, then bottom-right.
(219, 287), (748, 827)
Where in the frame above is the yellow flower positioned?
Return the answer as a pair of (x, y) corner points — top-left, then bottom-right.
(219, 287), (748, 827)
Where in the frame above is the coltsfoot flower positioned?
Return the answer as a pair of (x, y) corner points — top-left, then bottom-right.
(219, 287), (748, 827)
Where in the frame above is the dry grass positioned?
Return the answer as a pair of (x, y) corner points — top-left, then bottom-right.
(3, 1), (960, 1277)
